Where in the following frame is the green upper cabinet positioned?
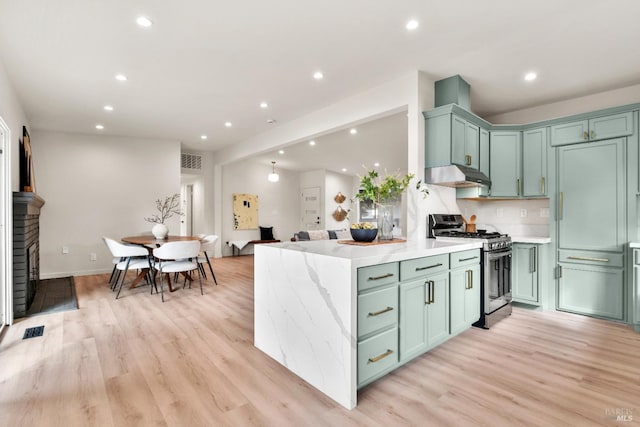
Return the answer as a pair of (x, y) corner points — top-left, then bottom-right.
(550, 112), (633, 146)
(480, 128), (490, 178)
(425, 108), (488, 171)
(522, 127), (548, 197)
(489, 131), (521, 197)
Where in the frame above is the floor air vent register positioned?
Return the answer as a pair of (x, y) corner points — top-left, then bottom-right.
(23, 325), (44, 339)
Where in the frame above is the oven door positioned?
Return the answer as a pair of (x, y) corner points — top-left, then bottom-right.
(484, 248), (512, 314)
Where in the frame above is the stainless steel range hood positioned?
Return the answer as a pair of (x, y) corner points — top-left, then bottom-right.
(425, 164), (491, 188)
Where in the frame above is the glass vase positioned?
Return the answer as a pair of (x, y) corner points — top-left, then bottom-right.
(377, 204), (394, 241)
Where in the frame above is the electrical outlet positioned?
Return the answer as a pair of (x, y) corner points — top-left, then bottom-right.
(520, 209), (527, 218)
(496, 208), (504, 218)
(90, 253), (97, 261)
(62, 246), (69, 254)
(540, 208), (550, 218)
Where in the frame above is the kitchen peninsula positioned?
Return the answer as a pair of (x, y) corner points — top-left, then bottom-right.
(254, 238), (483, 409)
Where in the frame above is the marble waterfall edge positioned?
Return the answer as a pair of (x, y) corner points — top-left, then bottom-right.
(254, 244), (356, 409)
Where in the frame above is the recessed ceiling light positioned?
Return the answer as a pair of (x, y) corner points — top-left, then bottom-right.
(309, 140), (316, 146)
(267, 119), (277, 124)
(350, 128), (358, 135)
(136, 16), (153, 28)
(115, 74), (127, 82)
(200, 135), (207, 140)
(103, 105), (114, 111)
(260, 102), (269, 109)
(342, 168), (347, 172)
(278, 150), (285, 154)
(524, 72), (537, 81)
(313, 71), (324, 80)
(95, 124), (104, 130)
(406, 20), (419, 30)
(225, 122), (232, 127)
(374, 162), (380, 167)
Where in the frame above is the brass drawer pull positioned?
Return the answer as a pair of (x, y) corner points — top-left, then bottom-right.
(368, 349), (393, 363)
(368, 273), (393, 281)
(465, 154), (472, 166)
(541, 177), (545, 194)
(458, 256), (478, 262)
(558, 192), (563, 220)
(590, 130), (595, 139)
(567, 256), (609, 263)
(368, 306), (393, 317)
(583, 130), (588, 140)
(416, 263), (443, 271)
(465, 269), (473, 289)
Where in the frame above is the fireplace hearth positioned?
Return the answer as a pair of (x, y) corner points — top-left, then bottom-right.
(13, 192), (45, 317)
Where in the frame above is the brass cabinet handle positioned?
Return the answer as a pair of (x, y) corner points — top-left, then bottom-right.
(459, 256), (478, 262)
(590, 130), (595, 140)
(416, 263), (443, 271)
(368, 273), (393, 281)
(465, 154), (472, 166)
(430, 280), (435, 303)
(517, 178), (521, 196)
(368, 306), (393, 317)
(567, 256), (609, 263)
(558, 192), (563, 220)
(425, 280), (435, 304)
(530, 247), (536, 273)
(466, 269), (473, 289)
(368, 349), (394, 363)
(541, 177), (545, 194)
(583, 130), (588, 140)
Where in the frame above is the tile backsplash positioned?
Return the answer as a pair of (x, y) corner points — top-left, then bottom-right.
(457, 198), (550, 237)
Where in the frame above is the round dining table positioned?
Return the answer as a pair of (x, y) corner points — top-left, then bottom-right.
(121, 235), (202, 291)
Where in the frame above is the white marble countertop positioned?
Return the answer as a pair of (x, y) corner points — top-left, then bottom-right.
(629, 242), (640, 248)
(261, 238), (482, 268)
(511, 236), (551, 244)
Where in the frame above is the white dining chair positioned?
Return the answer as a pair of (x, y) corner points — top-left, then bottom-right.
(102, 237), (155, 299)
(197, 234), (218, 286)
(152, 240), (202, 302)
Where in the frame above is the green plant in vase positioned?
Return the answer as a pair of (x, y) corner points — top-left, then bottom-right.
(355, 169), (428, 240)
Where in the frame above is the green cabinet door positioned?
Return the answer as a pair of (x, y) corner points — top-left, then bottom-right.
(634, 257), (640, 332)
(450, 264), (481, 335)
(489, 131), (521, 197)
(557, 138), (626, 252)
(522, 128), (547, 197)
(426, 272), (450, 349)
(512, 244), (539, 304)
(550, 120), (589, 146)
(588, 112), (633, 141)
(451, 115), (467, 167)
(558, 263), (624, 320)
(480, 127), (490, 177)
(466, 122), (480, 169)
(399, 279), (428, 361)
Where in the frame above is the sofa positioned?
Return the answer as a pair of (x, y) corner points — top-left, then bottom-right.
(291, 229), (352, 241)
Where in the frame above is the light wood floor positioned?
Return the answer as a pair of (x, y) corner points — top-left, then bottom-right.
(1, 256), (639, 426)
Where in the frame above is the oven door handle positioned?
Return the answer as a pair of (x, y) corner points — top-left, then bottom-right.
(486, 249), (512, 261)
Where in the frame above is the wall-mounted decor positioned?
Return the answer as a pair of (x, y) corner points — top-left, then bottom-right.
(334, 192), (346, 203)
(233, 193), (259, 229)
(19, 126), (36, 192)
(332, 205), (348, 222)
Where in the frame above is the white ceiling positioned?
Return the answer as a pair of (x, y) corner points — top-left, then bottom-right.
(1, 0), (640, 174)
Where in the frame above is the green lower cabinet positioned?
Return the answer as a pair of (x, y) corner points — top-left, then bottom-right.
(512, 244), (539, 305)
(450, 264), (480, 335)
(634, 250), (640, 332)
(399, 279), (428, 361)
(558, 262), (624, 321)
(399, 271), (450, 361)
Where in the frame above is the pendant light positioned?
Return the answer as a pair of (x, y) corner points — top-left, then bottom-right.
(268, 161), (279, 182)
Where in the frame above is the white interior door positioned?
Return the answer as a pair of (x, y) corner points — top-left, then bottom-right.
(301, 187), (322, 230)
(181, 184), (194, 236)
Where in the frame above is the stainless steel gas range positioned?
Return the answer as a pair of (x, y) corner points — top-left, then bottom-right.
(428, 214), (512, 328)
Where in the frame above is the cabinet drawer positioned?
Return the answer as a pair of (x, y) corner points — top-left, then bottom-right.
(400, 254), (449, 281)
(558, 249), (623, 268)
(357, 327), (398, 386)
(550, 120), (589, 146)
(589, 112), (633, 141)
(357, 262), (399, 291)
(450, 249), (481, 269)
(358, 285), (398, 338)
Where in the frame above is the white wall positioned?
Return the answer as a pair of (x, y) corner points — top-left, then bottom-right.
(221, 159), (299, 256)
(486, 82), (640, 124)
(324, 170), (352, 231)
(31, 131), (181, 278)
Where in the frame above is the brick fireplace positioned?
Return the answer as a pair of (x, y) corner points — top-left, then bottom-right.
(13, 192), (45, 317)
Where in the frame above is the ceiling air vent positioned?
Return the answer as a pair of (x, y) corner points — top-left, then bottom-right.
(181, 152), (202, 173)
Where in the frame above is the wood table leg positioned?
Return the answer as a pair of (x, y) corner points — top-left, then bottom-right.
(129, 268), (149, 289)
